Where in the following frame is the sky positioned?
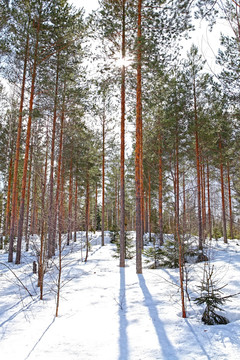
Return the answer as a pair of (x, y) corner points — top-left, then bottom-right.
(68, 0), (234, 75)
(69, 0), (99, 14)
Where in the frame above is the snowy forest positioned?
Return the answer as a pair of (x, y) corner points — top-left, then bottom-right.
(1, 0), (240, 359)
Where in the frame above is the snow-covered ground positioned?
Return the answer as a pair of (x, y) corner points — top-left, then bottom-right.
(1, 232), (240, 360)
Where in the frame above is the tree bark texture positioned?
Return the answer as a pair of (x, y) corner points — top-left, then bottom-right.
(193, 76), (203, 251)
(227, 163), (234, 239)
(15, 17), (41, 264)
(8, 24), (30, 262)
(158, 133), (163, 245)
(48, 52), (60, 258)
(219, 138), (227, 243)
(135, 0), (142, 274)
(120, 0), (126, 267)
(102, 110), (105, 246)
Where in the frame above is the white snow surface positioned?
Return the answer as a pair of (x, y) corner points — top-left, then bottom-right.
(1, 232), (240, 360)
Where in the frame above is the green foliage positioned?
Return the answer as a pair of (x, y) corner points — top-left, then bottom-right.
(195, 263), (229, 325)
(143, 245), (164, 269)
(112, 231), (134, 260)
(213, 226), (222, 241)
(109, 224), (119, 244)
(144, 235), (199, 269)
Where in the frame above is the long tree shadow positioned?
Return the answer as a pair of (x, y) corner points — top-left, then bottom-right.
(185, 319), (211, 360)
(138, 274), (179, 360)
(24, 317), (55, 360)
(118, 267), (129, 360)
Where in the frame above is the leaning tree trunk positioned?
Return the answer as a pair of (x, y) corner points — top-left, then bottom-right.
(15, 16), (41, 265)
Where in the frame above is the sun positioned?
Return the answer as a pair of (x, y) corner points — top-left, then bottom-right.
(115, 56), (133, 68)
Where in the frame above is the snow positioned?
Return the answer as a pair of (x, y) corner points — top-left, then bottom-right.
(1, 232), (240, 360)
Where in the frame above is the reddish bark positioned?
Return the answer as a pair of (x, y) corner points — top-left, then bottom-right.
(39, 132), (48, 300)
(206, 159), (212, 239)
(176, 220), (186, 318)
(74, 179), (78, 242)
(102, 110), (105, 246)
(227, 163), (234, 239)
(135, 0), (142, 274)
(30, 172), (37, 235)
(193, 76), (203, 251)
(8, 22), (30, 262)
(182, 172), (186, 239)
(25, 145), (33, 251)
(95, 183), (98, 231)
(219, 138), (227, 243)
(159, 133), (163, 245)
(5, 157), (13, 238)
(120, 0), (126, 267)
(148, 173), (151, 242)
(145, 192), (148, 234)
(85, 172), (90, 262)
(67, 160), (73, 245)
(200, 155), (206, 242)
(48, 52), (60, 258)
(15, 16), (41, 264)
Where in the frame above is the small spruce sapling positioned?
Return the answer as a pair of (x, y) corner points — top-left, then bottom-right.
(113, 231), (134, 259)
(195, 262), (229, 325)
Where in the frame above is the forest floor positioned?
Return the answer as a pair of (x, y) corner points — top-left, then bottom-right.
(1, 232), (240, 360)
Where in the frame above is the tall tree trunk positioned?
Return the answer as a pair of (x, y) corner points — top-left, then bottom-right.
(148, 173), (151, 242)
(158, 133), (163, 245)
(176, 135), (180, 237)
(52, 78), (66, 247)
(182, 171), (186, 239)
(135, 0), (142, 274)
(48, 52), (60, 258)
(8, 22), (30, 262)
(145, 192), (148, 234)
(202, 159), (206, 242)
(5, 157), (13, 238)
(30, 171), (37, 235)
(95, 183), (98, 231)
(219, 138), (227, 244)
(193, 76), (203, 251)
(25, 145), (33, 251)
(120, 0), (126, 267)
(102, 110), (105, 246)
(39, 131), (48, 300)
(85, 172), (90, 262)
(67, 160), (73, 246)
(15, 16), (41, 265)
(176, 216), (186, 318)
(227, 162), (233, 239)
(206, 159), (212, 239)
(74, 179), (78, 242)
